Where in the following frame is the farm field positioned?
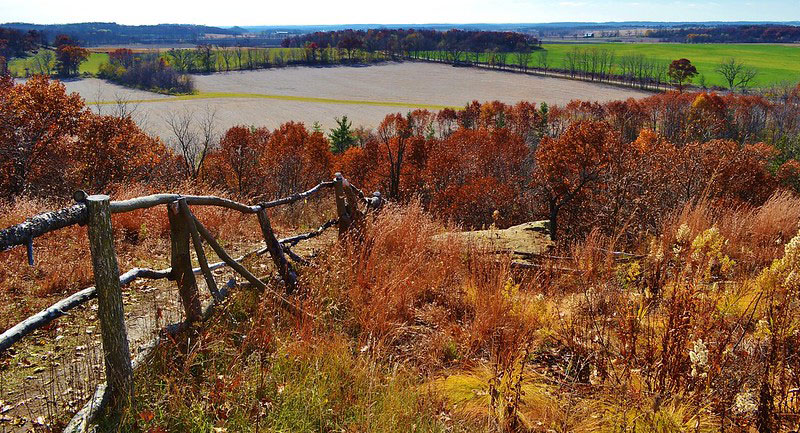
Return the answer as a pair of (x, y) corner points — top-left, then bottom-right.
(427, 43), (800, 87)
(59, 62), (651, 138)
(11, 43), (798, 88)
(8, 51), (108, 76)
(541, 43), (800, 87)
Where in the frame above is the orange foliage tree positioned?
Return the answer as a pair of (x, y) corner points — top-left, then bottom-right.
(534, 120), (620, 240)
(0, 75), (177, 198)
(262, 122), (332, 199)
(72, 115), (172, 192)
(425, 128), (529, 227)
(0, 75), (86, 196)
(203, 125), (271, 196)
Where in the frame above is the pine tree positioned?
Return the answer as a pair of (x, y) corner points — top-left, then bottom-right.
(328, 116), (356, 154)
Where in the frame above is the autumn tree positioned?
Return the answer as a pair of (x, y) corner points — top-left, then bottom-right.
(0, 75), (85, 196)
(337, 35), (363, 61)
(72, 114), (170, 191)
(534, 120), (619, 240)
(304, 42), (319, 63)
(109, 48), (135, 68)
(377, 113), (413, 199)
(425, 127), (529, 227)
(263, 122), (331, 198)
(0, 75), (174, 197)
(54, 35), (89, 77)
(204, 125), (270, 195)
(668, 58), (699, 92)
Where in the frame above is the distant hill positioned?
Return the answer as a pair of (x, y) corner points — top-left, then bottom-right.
(237, 21), (800, 33)
(5, 21), (798, 47)
(0, 22), (242, 46)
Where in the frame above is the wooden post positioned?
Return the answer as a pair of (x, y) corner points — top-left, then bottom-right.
(190, 215), (304, 318)
(342, 178), (364, 220)
(167, 201), (202, 323)
(177, 199), (221, 301)
(342, 179), (359, 218)
(256, 208), (297, 294)
(86, 195), (133, 413)
(333, 173), (351, 236)
(367, 192), (384, 211)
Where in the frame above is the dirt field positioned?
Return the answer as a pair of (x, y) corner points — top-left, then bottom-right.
(61, 62), (651, 139)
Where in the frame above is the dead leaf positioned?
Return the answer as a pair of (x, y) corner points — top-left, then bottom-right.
(139, 410), (155, 422)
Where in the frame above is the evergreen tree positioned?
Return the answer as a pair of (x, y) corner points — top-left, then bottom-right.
(328, 116), (356, 154)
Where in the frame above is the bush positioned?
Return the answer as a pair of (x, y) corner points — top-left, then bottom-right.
(101, 54), (194, 95)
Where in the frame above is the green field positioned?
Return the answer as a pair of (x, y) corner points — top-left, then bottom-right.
(80, 52), (108, 74)
(9, 43), (798, 89)
(426, 43), (800, 88)
(8, 51), (108, 76)
(541, 43), (800, 88)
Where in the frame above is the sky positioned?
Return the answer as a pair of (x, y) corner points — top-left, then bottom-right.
(0, 0), (798, 26)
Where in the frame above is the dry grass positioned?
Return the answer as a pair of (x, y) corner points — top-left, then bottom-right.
(6, 185), (800, 432)
(659, 191), (800, 275)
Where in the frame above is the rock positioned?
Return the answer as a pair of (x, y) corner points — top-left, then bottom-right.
(435, 220), (553, 261)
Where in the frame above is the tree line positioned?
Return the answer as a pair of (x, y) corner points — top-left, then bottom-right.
(422, 46), (763, 93)
(0, 22), (241, 46)
(281, 29), (542, 62)
(647, 24), (800, 43)
(3, 74), (800, 245)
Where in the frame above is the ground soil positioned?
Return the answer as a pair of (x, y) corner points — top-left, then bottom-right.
(54, 62), (651, 139)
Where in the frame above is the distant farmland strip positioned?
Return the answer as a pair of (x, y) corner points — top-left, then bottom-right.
(90, 92), (461, 110)
(422, 43), (800, 88)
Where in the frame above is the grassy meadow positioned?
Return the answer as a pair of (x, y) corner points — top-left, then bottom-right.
(8, 50), (108, 76)
(428, 42), (800, 88)
(540, 43), (800, 88)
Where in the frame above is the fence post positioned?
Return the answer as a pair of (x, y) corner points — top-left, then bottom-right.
(333, 173), (351, 236)
(256, 208), (297, 294)
(177, 199), (221, 302)
(86, 195), (133, 414)
(167, 201), (202, 323)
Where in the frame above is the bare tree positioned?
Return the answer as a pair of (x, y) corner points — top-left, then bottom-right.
(31, 50), (55, 75)
(537, 50), (549, 75)
(168, 49), (194, 73)
(716, 58), (759, 91)
(165, 107), (218, 179)
(219, 47), (234, 71)
(234, 44), (245, 69)
(564, 49), (578, 77)
(515, 44), (532, 72)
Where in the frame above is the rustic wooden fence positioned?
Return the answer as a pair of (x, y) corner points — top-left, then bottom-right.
(0, 172), (382, 432)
